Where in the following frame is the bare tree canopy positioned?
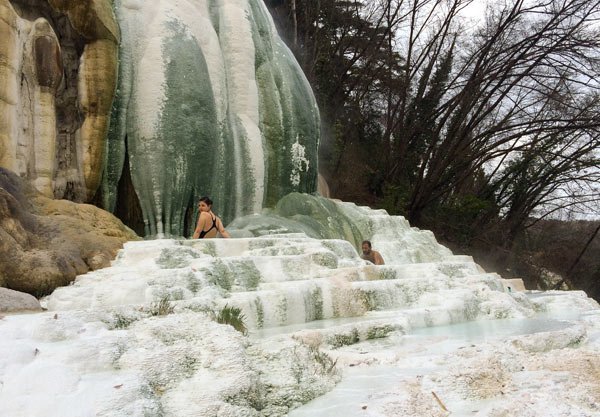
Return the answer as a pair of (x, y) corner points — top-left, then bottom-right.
(269, 0), (600, 243)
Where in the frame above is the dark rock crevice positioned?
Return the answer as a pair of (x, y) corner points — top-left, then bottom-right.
(113, 138), (145, 237)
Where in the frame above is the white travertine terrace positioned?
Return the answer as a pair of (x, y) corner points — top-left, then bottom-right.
(1, 198), (599, 416)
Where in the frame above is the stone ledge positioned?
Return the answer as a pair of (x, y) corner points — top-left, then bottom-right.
(502, 278), (526, 292)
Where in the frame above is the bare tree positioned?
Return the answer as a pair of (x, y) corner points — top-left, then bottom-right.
(385, 0), (600, 229)
(267, 0), (600, 245)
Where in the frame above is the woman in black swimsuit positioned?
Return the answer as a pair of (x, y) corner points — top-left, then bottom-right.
(192, 196), (231, 239)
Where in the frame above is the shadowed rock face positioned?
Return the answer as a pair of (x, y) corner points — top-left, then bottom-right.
(0, 168), (138, 296)
(33, 33), (63, 89)
(0, 0), (118, 202)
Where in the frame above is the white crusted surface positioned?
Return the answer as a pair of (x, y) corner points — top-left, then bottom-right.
(2, 204), (600, 416)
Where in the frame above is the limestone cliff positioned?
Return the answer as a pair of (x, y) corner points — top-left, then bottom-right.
(0, 0), (320, 238)
(0, 0), (119, 202)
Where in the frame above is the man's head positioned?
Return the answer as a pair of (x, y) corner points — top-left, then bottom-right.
(361, 240), (372, 255)
(198, 196), (213, 212)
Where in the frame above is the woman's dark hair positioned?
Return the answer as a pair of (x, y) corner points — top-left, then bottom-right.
(362, 240), (372, 248)
(199, 196), (213, 206)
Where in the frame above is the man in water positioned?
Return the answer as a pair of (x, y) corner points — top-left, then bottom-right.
(361, 240), (384, 265)
(192, 196), (231, 239)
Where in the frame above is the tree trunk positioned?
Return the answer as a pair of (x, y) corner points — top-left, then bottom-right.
(290, 0), (298, 47)
(553, 222), (600, 290)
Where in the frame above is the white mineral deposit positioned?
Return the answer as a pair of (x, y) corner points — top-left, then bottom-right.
(1, 199), (599, 417)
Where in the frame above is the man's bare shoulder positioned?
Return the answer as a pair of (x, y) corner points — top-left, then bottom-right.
(373, 250), (385, 265)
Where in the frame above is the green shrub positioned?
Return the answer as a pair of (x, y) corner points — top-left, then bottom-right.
(112, 313), (137, 329)
(216, 305), (248, 335)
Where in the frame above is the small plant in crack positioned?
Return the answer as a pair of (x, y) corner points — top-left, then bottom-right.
(150, 296), (175, 316)
(215, 305), (248, 335)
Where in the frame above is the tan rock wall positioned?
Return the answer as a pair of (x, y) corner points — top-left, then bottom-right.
(0, 167), (139, 296)
(0, 0), (118, 202)
(78, 39), (118, 198)
(0, 1), (20, 173)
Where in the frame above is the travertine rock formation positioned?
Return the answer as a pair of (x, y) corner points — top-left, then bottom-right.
(103, 0), (319, 237)
(1, 0), (321, 238)
(0, 168), (138, 295)
(0, 0), (118, 201)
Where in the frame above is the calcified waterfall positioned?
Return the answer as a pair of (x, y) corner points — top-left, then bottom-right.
(1, 195), (599, 417)
(102, 0), (319, 237)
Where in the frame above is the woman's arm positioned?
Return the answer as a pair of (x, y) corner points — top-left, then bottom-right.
(217, 218), (230, 238)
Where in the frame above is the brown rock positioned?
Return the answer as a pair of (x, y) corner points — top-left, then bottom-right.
(34, 33), (63, 90)
(0, 168), (139, 296)
(77, 38), (118, 199)
(48, 0), (119, 42)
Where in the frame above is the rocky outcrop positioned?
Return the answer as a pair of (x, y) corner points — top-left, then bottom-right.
(0, 0), (118, 202)
(0, 287), (42, 312)
(0, 168), (138, 296)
